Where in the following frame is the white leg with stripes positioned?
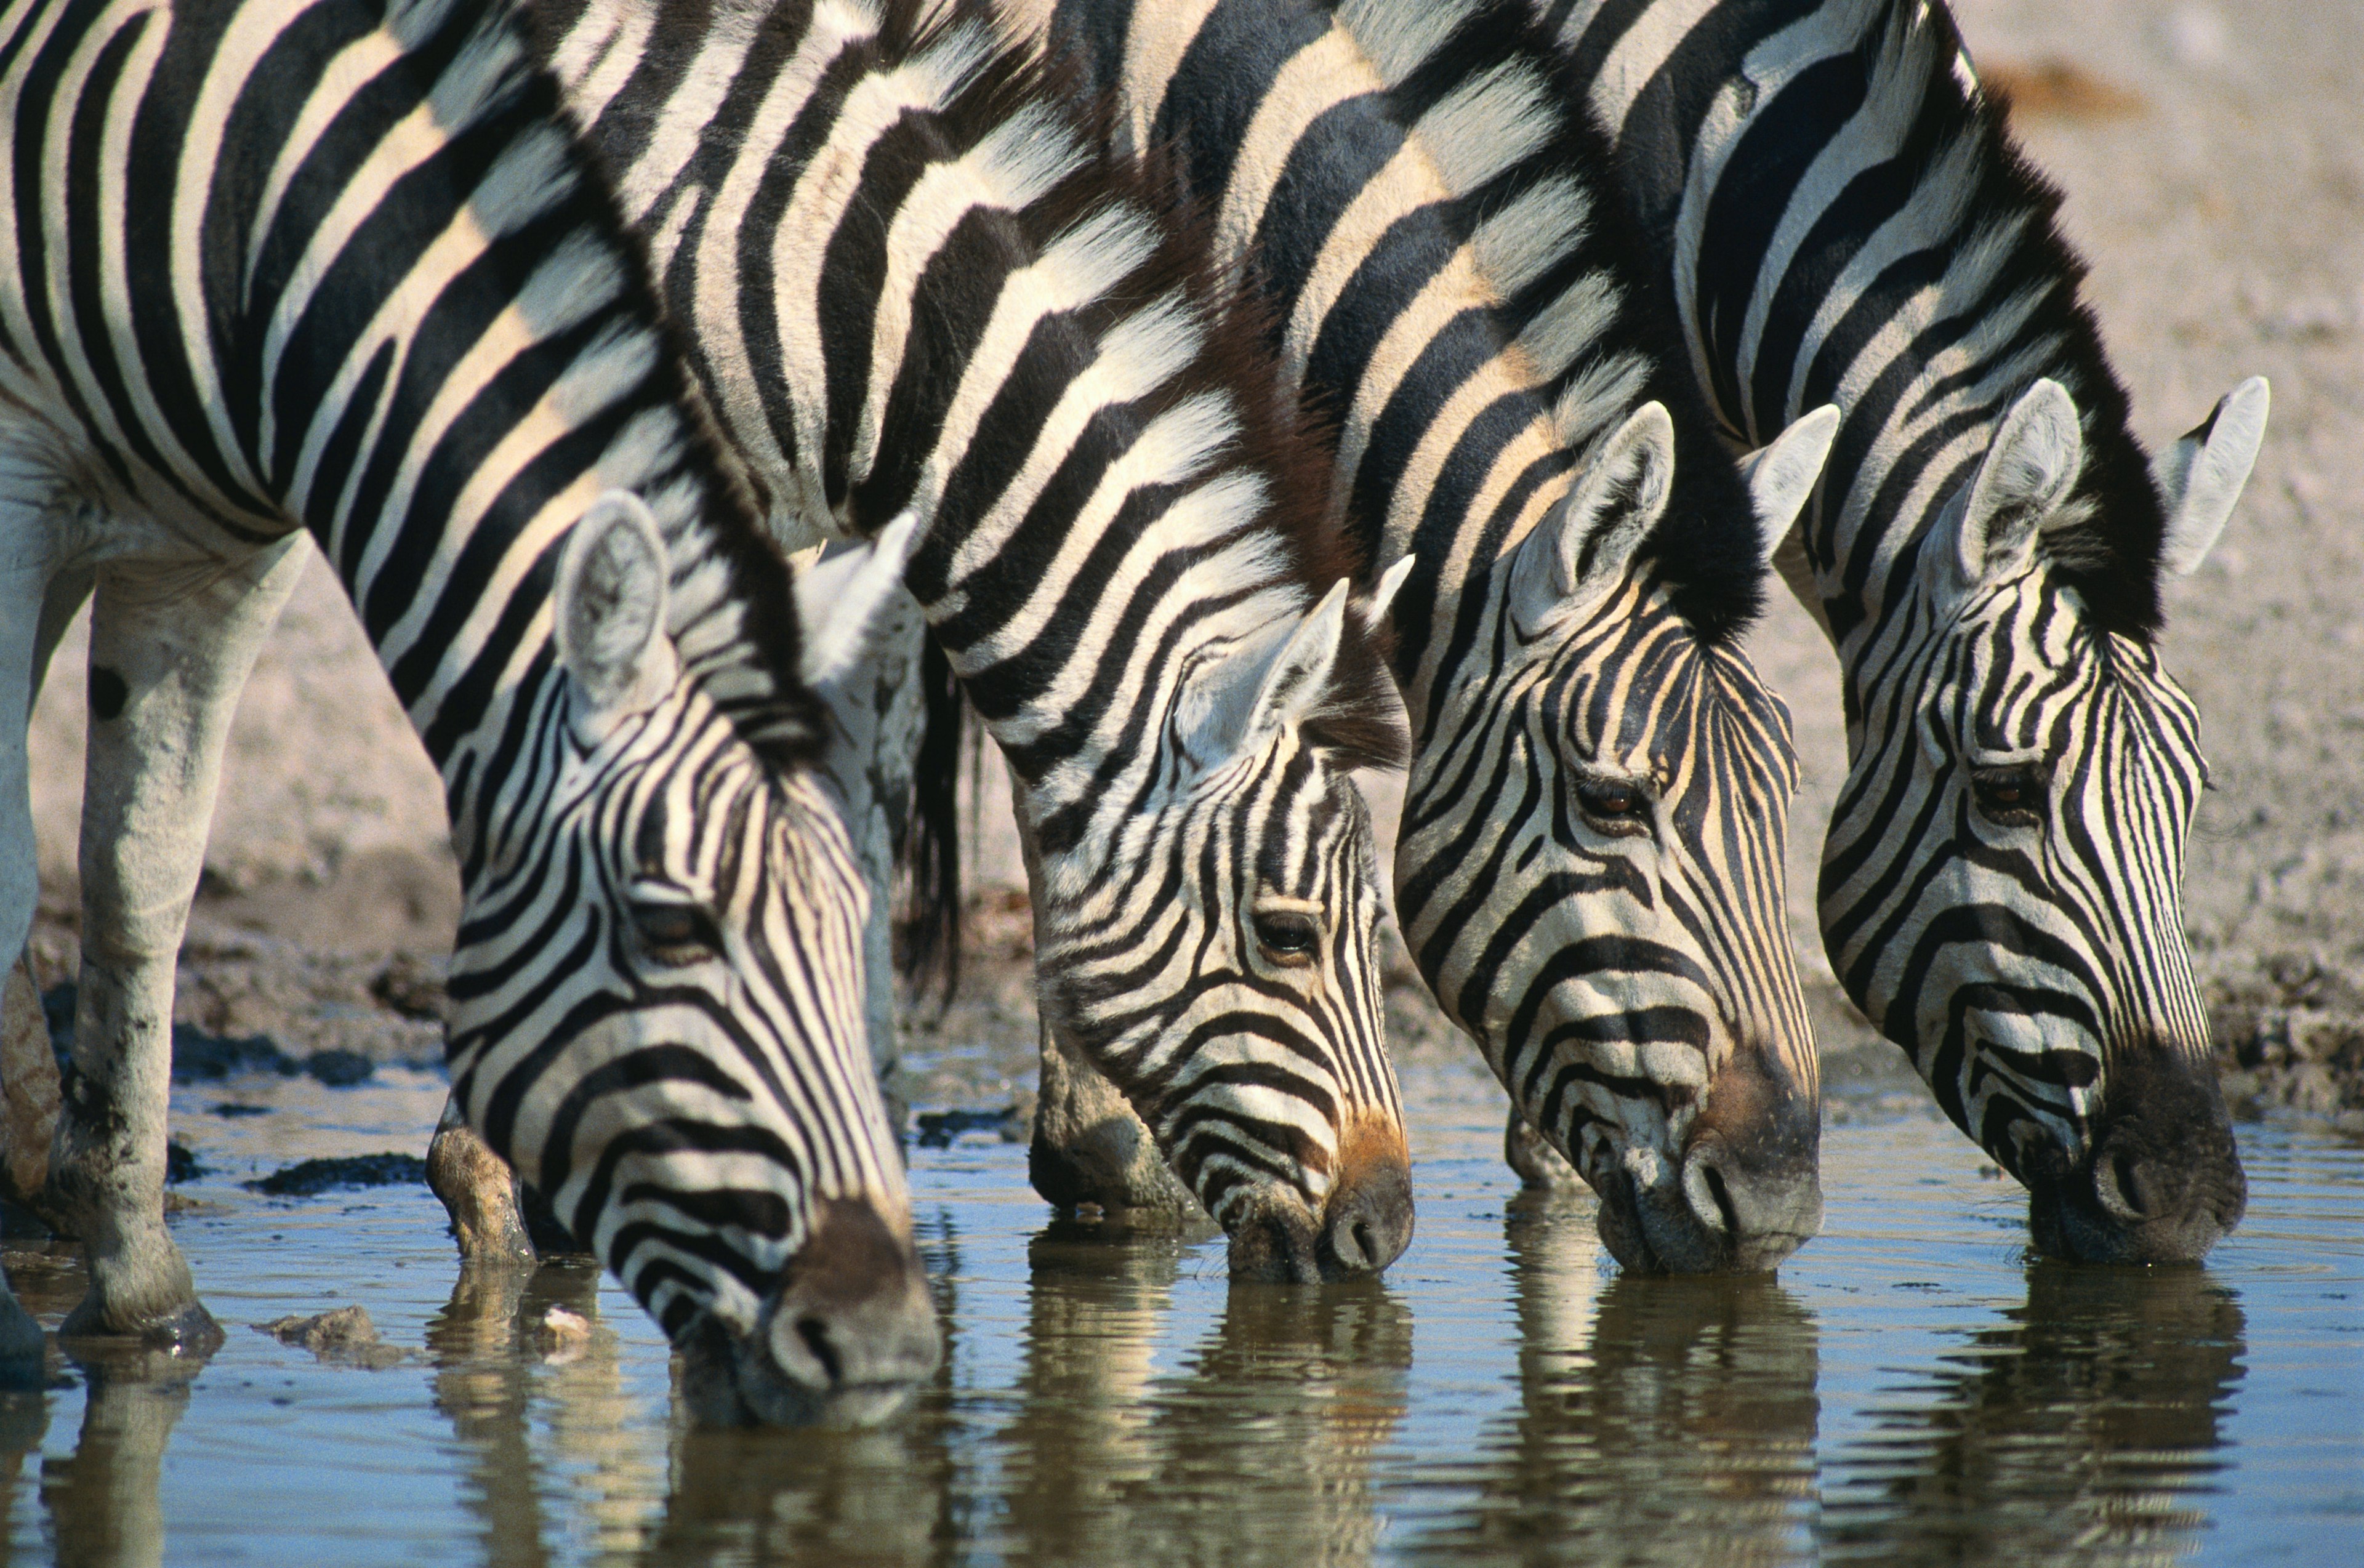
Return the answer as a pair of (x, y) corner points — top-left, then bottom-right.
(48, 531), (306, 1345)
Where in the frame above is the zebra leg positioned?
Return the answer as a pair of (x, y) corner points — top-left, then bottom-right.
(425, 1099), (537, 1264)
(1007, 774), (1197, 1218)
(1503, 1109), (1586, 1197)
(44, 535), (306, 1346)
(0, 544), (74, 1366)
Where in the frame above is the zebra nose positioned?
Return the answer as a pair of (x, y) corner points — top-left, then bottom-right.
(757, 1197), (940, 1415)
(2032, 1048), (2246, 1263)
(1677, 1047), (1823, 1272)
(1319, 1152), (1415, 1276)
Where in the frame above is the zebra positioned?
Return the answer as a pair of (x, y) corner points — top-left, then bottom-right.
(526, 0), (1419, 1281)
(1537, 0), (2265, 1260)
(1008, 0), (1841, 1271)
(0, 0), (937, 1423)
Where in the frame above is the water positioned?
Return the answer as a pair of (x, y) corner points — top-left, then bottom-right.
(1, 1061), (2358, 1566)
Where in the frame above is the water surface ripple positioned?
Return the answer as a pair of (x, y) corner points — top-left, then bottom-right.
(1, 1071), (2357, 1565)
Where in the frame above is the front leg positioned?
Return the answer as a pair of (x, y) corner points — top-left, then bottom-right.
(44, 538), (305, 1346)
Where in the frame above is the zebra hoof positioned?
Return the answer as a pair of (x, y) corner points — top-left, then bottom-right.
(57, 1296), (224, 1360)
(0, 1289), (44, 1378)
(425, 1119), (536, 1266)
(1503, 1112), (1585, 1196)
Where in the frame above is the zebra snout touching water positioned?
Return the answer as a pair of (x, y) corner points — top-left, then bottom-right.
(1018, 0), (1836, 1271)
(1822, 385), (2254, 1265)
(1550, 0), (2265, 1261)
(526, 0), (1417, 1278)
(0, 0), (936, 1421)
(1396, 408), (1828, 1275)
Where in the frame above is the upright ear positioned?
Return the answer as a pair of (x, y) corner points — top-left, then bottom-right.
(1357, 555), (1416, 635)
(1505, 401), (1676, 633)
(1936, 377), (2083, 603)
(1176, 579), (1352, 772)
(2152, 376), (2269, 576)
(555, 491), (677, 741)
(1739, 404), (1840, 552)
(794, 511), (922, 690)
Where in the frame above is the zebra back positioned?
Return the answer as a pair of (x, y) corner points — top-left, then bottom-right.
(0, 0), (931, 1413)
(529, 0), (1420, 1279)
(1018, 0), (1838, 1271)
(1546, 0), (2261, 1260)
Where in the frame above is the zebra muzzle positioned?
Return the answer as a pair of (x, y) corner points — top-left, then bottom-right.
(682, 1197), (941, 1425)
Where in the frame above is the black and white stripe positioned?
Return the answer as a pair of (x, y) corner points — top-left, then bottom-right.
(1544, 0), (2265, 1260)
(1015, 0), (1839, 1271)
(527, 0), (1419, 1280)
(0, 0), (931, 1415)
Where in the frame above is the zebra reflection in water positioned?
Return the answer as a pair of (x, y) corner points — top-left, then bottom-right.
(1821, 1265), (2245, 1567)
(1425, 1197), (1820, 1564)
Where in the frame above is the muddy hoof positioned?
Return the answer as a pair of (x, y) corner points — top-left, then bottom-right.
(1504, 1111), (1586, 1196)
(58, 1297), (225, 1358)
(0, 1290), (46, 1380)
(427, 1117), (535, 1264)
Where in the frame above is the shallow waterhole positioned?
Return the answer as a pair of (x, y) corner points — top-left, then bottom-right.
(0, 1060), (2357, 1566)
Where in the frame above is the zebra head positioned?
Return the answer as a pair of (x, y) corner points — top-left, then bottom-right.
(1812, 377), (2267, 1263)
(1032, 581), (1415, 1283)
(1400, 402), (1838, 1273)
(444, 494), (936, 1424)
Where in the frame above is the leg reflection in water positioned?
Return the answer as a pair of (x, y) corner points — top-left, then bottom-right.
(39, 1341), (215, 1568)
(1003, 1216), (1414, 1566)
(1425, 1192), (1820, 1562)
(428, 1259), (665, 1567)
(1820, 1264), (2245, 1566)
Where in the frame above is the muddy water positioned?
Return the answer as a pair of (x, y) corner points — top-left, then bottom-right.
(0, 1060), (2357, 1566)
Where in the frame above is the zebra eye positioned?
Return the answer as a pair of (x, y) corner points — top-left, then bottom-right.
(1969, 765), (2048, 826)
(628, 896), (723, 965)
(1574, 777), (1650, 834)
(1252, 909), (1322, 964)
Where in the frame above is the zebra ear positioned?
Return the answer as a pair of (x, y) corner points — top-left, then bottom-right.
(794, 512), (922, 690)
(1177, 580), (1352, 772)
(555, 491), (677, 740)
(1357, 555), (1416, 633)
(1506, 401), (1675, 633)
(1740, 404), (1839, 548)
(2153, 376), (2269, 576)
(1942, 378), (2082, 601)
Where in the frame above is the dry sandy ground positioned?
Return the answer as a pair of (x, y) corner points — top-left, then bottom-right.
(17, 0), (2363, 1125)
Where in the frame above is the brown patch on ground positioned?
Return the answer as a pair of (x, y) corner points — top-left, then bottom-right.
(1979, 58), (2147, 121)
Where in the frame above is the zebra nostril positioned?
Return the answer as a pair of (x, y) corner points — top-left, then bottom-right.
(796, 1316), (843, 1389)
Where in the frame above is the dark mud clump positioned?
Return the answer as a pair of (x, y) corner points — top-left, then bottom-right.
(246, 1154), (430, 1197)
(2206, 952), (2364, 1133)
(915, 1102), (1034, 1148)
(256, 1305), (411, 1369)
(165, 1142), (204, 1185)
(38, 984), (386, 1088)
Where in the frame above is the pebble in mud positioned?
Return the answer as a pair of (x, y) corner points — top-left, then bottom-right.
(256, 1306), (411, 1370)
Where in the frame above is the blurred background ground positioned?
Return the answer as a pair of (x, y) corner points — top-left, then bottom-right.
(17, 0), (2363, 1130)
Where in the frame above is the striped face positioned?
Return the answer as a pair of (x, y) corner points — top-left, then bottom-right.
(442, 505), (935, 1423)
(1035, 698), (1412, 1282)
(1825, 561), (2243, 1261)
(1401, 547), (1822, 1273)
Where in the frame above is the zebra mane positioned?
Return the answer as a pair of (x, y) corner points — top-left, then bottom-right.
(886, 0), (1407, 770)
(1907, 2), (2171, 640)
(497, 9), (829, 767)
(1341, 0), (1768, 645)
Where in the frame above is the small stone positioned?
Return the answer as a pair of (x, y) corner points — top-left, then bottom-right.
(303, 1050), (374, 1088)
(534, 1305), (593, 1364)
(257, 1305), (411, 1369)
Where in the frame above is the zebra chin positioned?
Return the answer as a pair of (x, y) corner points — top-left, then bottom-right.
(1590, 1048), (1824, 1276)
(2012, 1050), (2248, 1265)
(676, 1197), (941, 1426)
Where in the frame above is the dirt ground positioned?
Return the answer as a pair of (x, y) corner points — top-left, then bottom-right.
(16, 0), (2363, 1131)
